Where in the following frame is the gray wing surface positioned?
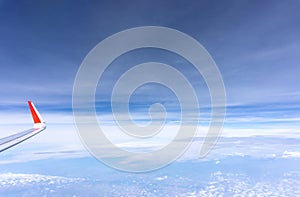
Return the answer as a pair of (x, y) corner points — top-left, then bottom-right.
(0, 101), (46, 152)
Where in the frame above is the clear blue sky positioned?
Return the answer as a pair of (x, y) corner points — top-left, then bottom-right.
(0, 0), (299, 131)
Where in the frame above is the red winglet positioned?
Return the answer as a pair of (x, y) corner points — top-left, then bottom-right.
(28, 101), (42, 124)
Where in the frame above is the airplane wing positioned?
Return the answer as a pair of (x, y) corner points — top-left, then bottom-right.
(0, 101), (46, 152)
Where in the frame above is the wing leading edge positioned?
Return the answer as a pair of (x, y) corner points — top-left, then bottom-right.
(0, 101), (46, 152)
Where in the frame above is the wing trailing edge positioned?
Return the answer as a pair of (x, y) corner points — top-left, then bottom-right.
(0, 101), (46, 152)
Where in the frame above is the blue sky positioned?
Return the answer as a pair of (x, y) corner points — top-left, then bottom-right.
(1, 2), (300, 195)
(0, 0), (300, 162)
(0, 0), (299, 108)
